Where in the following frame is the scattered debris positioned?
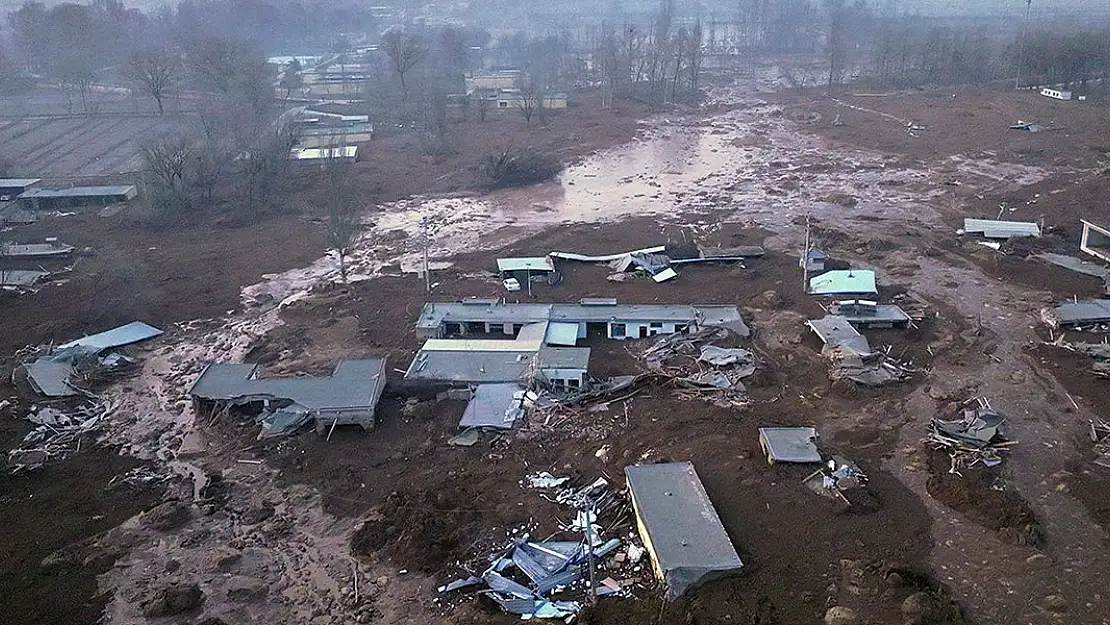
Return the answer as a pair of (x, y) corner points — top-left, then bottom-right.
(807, 315), (916, 386)
(6, 398), (117, 473)
(441, 474), (638, 619)
(1090, 419), (1110, 469)
(802, 457), (869, 507)
(1009, 120), (1048, 133)
(16, 321), (163, 397)
(1037, 253), (1110, 291)
(925, 398), (1014, 474)
(638, 326), (755, 403)
(759, 427), (822, 463)
(625, 462), (743, 600)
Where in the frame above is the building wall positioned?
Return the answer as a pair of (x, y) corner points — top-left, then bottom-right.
(315, 407), (376, 432)
(540, 367), (586, 388)
(607, 321), (685, 340)
(298, 131), (373, 148)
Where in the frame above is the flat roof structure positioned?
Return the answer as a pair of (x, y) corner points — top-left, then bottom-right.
(758, 427), (822, 463)
(497, 257), (555, 273)
(963, 218), (1041, 239)
(189, 359), (386, 413)
(22, 321), (163, 397)
(0, 242), (75, 259)
(1040, 299), (1110, 329)
(807, 315), (872, 355)
(19, 185), (136, 200)
(291, 146), (358, 161)
(0, 269), (48, 287)
(809, 270), (877, 295)
(625, 462), (744, 600)
(0, 178), (41, 192)
(828, 301), (911, 327)
(404, 347), (589, 384)
(415, 301), (746, 333)
(58, 321), (163, 351)
(459, 383), (524, 429)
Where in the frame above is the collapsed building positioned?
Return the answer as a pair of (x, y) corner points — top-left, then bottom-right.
(189, 359), (387, 437)
(17, 321), (164, 397)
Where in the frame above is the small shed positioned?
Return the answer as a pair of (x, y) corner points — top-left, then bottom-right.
(809, 270), (877, 296)
(625, 462), (743, 600)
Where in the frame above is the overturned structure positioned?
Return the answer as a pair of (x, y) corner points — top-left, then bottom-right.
(189, 359), (387, 437)
(625, 462), (744, 600)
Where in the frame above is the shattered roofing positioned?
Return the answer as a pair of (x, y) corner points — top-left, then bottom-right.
(58, 321), (163, 351)
(625, 462), (743, 600)
(1046, 299), (1110, 325)
(189, 359), (387, 411)
(0, 269), (48, 286)
(807, 315), (872, 354)
(459, 383), (524, 429)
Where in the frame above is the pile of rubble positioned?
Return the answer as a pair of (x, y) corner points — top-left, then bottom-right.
(925, 398), (1015, 474)
(802, 457), (870, 508)
(639, 327), (755, 406)
(1090, 419), (1110, 469)
(439, 473), (649, 620)
(6, 399), (117, 472)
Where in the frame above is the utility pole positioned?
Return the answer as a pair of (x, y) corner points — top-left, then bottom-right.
(420, 216), (431, 293)
(582, 502), (598, 606)
(1015, 0), (1033, 90)
(802, 214), (812, 294)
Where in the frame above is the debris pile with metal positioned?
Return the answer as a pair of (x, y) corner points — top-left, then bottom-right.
(806, 316), (917, 387)
(550, 243), (756, 285)
(1091, 419), (1110, 469)
(925, 398), (1015, 474)
(1044, 336), (1110, 378)
(6, 398), (117, 472)
(639, 326), (755, 405)
(802, 457), (869, 507)
(439, 473), (646, 620)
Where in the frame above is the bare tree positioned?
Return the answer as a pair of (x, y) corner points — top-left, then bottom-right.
(140, 132), (194, 215)
(516, 80), (540, 124)
(381, 28), (427, 99)
(313, 150), (361, 282)
(279, 58), (303, 100)
(126, 49), (180, 115)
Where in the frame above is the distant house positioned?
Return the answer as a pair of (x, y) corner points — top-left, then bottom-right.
(465, 69), (526, 92)
(18, 185), (137, 211)
(1040, 87), (1072, 101)
(290, 146), (358, 164)
(494, 89), (568, 110)
(295, 121), (375, 149)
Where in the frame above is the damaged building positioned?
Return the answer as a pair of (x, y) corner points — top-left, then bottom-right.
(625, 462), (744, 600)
(1081, 220), (1110, 264)
(17, 321), (164, 397)
(188, 359), (387, 437)
(415, 299), (749, 341)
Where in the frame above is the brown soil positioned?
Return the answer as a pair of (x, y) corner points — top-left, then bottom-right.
(925, 450), (1044, 546)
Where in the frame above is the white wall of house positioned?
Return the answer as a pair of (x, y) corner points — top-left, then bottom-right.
(607, 321), (686, 340)
(540, 367), (586, 388)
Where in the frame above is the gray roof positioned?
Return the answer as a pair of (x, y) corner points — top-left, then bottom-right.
(0, 242), (75, 258)
(0, 178), (41, 188)
(828, 302), (911, 325)
(405, 347), (589, 383)
(58, 321), (163, 351)
(459, 383), (524, 429)
(19, 185), (136, 199)
(1043, 299), (1110, 327)
(0, 269), (48, 286)
(25, 359), (77, 396)
(807, 315), (872, 354)
(299, 122), (375, 137)
(625, 462), (744, 600)
(416, 301), (744, 331)
(963, 218), (1041, 239)
(189, 359), (387, 411)
(758, 427), (821, 463)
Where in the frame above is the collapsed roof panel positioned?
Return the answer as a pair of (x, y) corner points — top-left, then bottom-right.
(807, 315), (872, 355)
(758, 427), (822, 463)
(625, 462), (743, 600)
(459, 383), (525, 429)
(58, 321), (164, 351)
(405, 347), (590, 384)
(25, 360), (78, 397)
(0, 242), (75, 258)
(0, 269), (48, 287)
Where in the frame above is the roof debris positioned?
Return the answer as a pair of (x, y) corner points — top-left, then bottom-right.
(16, 321), (163, 397)
(7, 399), (117, 473)
(459, 383), (525, 430)
(961, 218), (1041, 240)
(1091, 419), (1110, 469)
(1040, 299), (1110, 330)
(925, 397), (1014, 474)
(802, 457), (869, 508)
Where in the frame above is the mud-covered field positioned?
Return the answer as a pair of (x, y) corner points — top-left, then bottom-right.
(2, 67), (1110, 625)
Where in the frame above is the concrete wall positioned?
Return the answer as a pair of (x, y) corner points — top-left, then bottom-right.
(607, 321), (686, 340)
(540, 367), (586, 388)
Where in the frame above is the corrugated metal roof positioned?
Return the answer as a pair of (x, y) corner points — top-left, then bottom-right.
(807, 315), (872, 354)
(0, 269), (48, 286)
(189, 359), (387, 411)
(0, 178), (41, 188)
(809, 270), (877, 295)
(625, 462), (743, 600)
(405, 347), (589, 383)
(25, 360), (76, 396)
(963, 218), (1041, 239)
(1047, 299), (1110, 325)
(0, 242), (75, 258)
(497, 257), (555, 272)
(58, 321), (163, 351)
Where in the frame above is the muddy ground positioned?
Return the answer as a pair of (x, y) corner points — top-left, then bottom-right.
(3, 68), (1110, 625)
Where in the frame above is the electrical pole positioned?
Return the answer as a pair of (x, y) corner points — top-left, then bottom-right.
(421, 216), (431, 293)
(583, 502), (598, 606)
(1015, 0), (1032, 90)
(802, 214), (812, 294)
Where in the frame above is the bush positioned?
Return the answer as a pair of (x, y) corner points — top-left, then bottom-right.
(482, 149), (564, 189)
